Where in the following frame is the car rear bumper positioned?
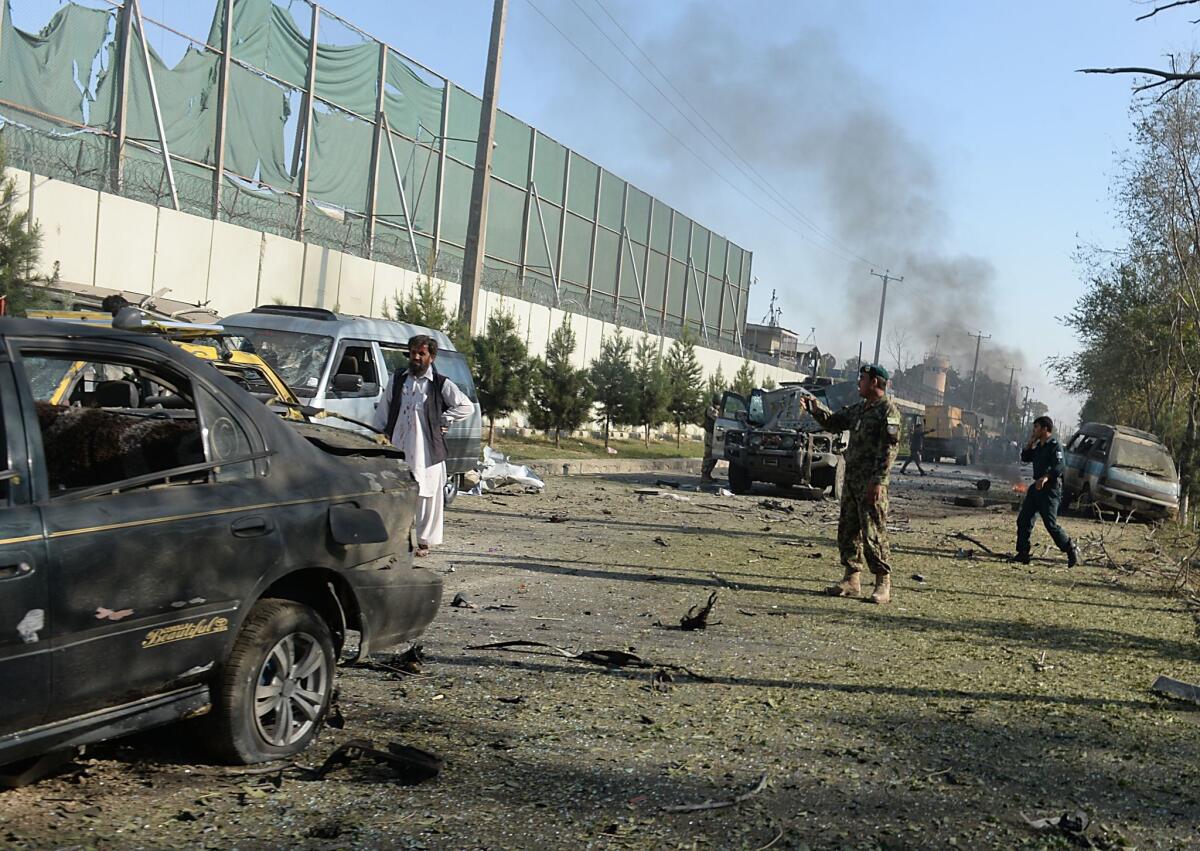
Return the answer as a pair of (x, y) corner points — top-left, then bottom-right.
(347, 568), (443, 656)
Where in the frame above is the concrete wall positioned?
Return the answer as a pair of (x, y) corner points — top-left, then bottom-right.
(14, 167), (806, 394)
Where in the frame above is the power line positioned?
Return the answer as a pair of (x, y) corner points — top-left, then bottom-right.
(519, 0), (875, 269)
(587, 0), (883, 269)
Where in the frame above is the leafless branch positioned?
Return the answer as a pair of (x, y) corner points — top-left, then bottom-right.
(1135, 0), (1200, 21)
(1077, 67), (1200, 94)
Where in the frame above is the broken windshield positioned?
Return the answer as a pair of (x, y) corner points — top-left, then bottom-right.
(1110, 438), (1176, 479)
(220, 328), (332, 398)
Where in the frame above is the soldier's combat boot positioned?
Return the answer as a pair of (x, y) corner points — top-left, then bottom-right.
(825, 568), (861, 597)
(869, 573), (892, 605)
(1067, 545), (1080, 568)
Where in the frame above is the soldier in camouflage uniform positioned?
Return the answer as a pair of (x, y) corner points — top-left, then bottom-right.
(802, 364), (902, 604)
(700, 395), (720, 483)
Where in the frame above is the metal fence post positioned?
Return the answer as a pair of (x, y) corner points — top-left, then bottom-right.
(585, 168), (602, 309)
(365, 42), (387, 258)
(431, 80), (450, 267)
(516, 126), (535, 285)
(111, 0), (134, 192)
(294, 3), (319, 240)
(131, 0), (178, 209)
(614, 180), (628, 317)
(211, 0), (233, 218)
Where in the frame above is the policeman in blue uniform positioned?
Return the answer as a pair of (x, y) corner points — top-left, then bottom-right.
(1013, 415), (1079, 566)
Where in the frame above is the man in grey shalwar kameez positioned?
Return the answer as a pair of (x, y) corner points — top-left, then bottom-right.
(373, 334), (473, 556)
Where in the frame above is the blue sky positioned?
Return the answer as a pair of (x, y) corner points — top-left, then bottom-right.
(13, 0), (1197, 424)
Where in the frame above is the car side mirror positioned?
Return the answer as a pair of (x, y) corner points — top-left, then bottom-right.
(332, 373), (364, 393)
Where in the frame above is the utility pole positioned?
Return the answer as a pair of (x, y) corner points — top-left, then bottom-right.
(870, 269), (903, 365)
(1000, 365), (1018, 439)
(966, 330), (991, 411)
(1020, 385), (1033, 429)
(458, 0), (509, 335)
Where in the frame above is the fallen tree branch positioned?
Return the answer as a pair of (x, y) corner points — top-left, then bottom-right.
(662, 772), (769, 813)
(951, 531), (998, 555)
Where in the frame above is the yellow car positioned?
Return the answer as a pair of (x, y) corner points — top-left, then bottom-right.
(24, 310), (304, 420)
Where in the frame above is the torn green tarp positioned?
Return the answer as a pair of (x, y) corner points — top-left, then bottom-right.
(384, 55), (443, 141)
(0, 1), (117, 130)
(218, 0), (308, 90)
(306, 105), (371, 211)
(223, 62), (294, 189)
(94, 37), (221, 165)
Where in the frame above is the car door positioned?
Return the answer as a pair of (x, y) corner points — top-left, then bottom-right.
(322, 339), (383, 430)
(714, 391), (748, 459)
(13, 340), (283, 720)
(0, 356), (50, 731)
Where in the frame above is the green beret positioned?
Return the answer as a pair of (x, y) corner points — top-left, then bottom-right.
(860, 363), (890, 381)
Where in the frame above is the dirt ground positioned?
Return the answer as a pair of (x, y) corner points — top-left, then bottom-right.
(4, 462), (1200, 850)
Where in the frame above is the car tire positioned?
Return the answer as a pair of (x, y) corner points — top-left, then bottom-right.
(444, 473), (460, 506)
(728, 463), (753, 495)
(205, 599), (335, 764)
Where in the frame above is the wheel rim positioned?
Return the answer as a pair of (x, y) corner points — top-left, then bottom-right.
(253, 632), (329, 747)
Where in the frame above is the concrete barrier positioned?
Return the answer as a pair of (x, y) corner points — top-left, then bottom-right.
(528, 457), (723, 477)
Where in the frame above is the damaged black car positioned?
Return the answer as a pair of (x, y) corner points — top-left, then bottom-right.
(0, 318), (440, 769)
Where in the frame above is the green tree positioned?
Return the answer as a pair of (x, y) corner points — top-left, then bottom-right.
(1051, 77), (1200, 512)
(471, 311), (531, 445)
(664, 335), (705, 446)
(0, 143), (49, 315)
(528, 318), (592, 447)
(733, 360), (756, 397)
(762, 375), (778, 391)
(705, 365), (728, 406)
(630, 336), (668, 446)
(385, 276), (472, 356)
(588, 329), (634, 449)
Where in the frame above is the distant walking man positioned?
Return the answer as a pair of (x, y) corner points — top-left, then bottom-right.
(900, 418), (927, 476)
(700, 395), (721, 483)
(373, 334), (474, 557)
(1011, 415), (1079, 567)
(801, 364), (902, 604)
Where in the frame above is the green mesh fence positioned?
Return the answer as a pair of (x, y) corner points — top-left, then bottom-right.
(0, 0), (759, 358)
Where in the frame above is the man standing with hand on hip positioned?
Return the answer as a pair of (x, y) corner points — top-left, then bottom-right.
(1011, 415), (1079, 567)
(374, 334), (474, 557)
(801, 364), (902, 604)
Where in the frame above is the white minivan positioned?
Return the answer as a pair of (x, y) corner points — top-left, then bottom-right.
(221, 306), (482, 501)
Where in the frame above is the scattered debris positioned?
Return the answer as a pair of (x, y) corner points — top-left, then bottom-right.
(546, 514), (569, 523)
(952, 496), (986, 508)
(1033, 651), (1054, 672)
(911, 574), (926, 583)
(975, 478), (991, 492)
(710, 572), (741, 590)
(495, 695), (524, 704)
(473, 446), (545, 493)
(394, 644), (426, 674)
(680, 591), (719, 631)
(952, 531), (999, 555)
(662, 772), (769, 813)
(653, 536), (670, 547)
(758, 499), (794, 513)
(466, 640), (711, 681)
(312, 739), (442, 785)
(450, 593), (477, 609)
(1020, 810), (1090, 845)
(1151, 675), (1200, 707)
(954, 548), (976, 560)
